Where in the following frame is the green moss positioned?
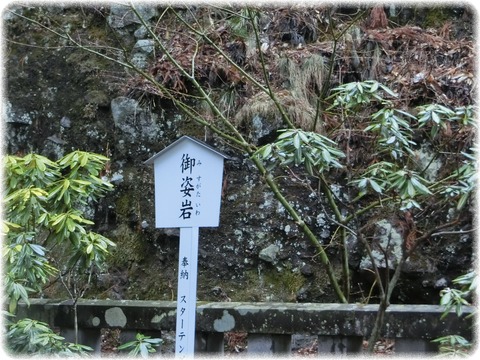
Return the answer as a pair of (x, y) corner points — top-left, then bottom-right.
(115, 193), (132, 222)
(206, 267), (307, 302)
(263, 268), (306, 301)
(123, 268), (176, 301)
(175, 116), (206, 139)
(107, 224), (146, 268)
(140, 280), (176, 301)
(422, 7), (452, 28)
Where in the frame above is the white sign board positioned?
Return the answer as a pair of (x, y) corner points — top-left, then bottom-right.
(145, 136), (227, 228)
(145, 136), (227, 358)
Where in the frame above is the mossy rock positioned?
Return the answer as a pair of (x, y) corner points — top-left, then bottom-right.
(107, 224), (148, 268)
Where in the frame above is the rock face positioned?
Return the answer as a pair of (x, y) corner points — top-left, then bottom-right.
(3, 5), (474, 304)
(110, 97), (163, 157)
(359, 220), (403, 270)
(259, 244), (281, 264)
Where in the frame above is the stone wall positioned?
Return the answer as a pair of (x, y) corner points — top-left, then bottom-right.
(16, 299), (475, 355)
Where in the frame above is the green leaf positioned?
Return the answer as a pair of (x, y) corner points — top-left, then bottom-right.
(379, 84), (398, 97)
(86, 244), (94, 255)
(69, 213), (94, 225)
(80, 153), (88, 167)
(410, 176), (432, 195)
(457, 193), (469, 210)
(401, 199), (422, 210)
(390, 175), (406, 189)
(395, 108), (416, 119)
(407, 181), (416, 197)
(364, 124), (377, 132)
(37, 212), (49, 225)
(305, 159), (313, 176)
(260, 144), (272, 159)
(369, 179), (383, 193)
(36, 159), (46, 172)
(72, 179), (92, 186)
(294, 146), (303, 165)
(14, 282), (30, 304)
(322, 148), (332, 163)
(66, 218), (76, 232)
(117, 341), (136, 350)
(29, 244), (45, 256)
(386, 135), (397, 144)
(144, 338), (162, 345)
(140, 343), (149, 358)
(51, 213), (66, 227)
(356, 82), (364, 93)
(357, 178), (367, 189)
(298, 131), (309, 143)
(63, 179), (70, 191)
(277, 130), (293, 139)
(293, 133), (301, 149)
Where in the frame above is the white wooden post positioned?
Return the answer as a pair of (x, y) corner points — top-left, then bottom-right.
(145, 136), (227, 358)
(175, 227), (199, 355)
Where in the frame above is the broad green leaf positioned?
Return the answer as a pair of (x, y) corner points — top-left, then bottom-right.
(322, 148), (332, 163)
(364, 124), (377, 132)
(68, 213), (94, 224)
(356, 82), (364, 93)
(86, 244), (93, 254)
(369, 179), (383, 193)
(62, 179), (70, 192)
(357, 178), (367, 189)
(294, 146), (303, 165)
(386, 136), (397, 144)
(410, 176), (432, 195)
(140, 343), (149, 358)
(51, 213), (66, 227)
(379, 84), (398, 97)
(261, 144), (272, 159)
(277, 130), (293, 139)
(305, 159), (313, 176)
(29, 244), (45, 256)
(72, 179), (92, 186)
(298, 131), (309, 143)
(66, 218), (76, 232)
(118, 341), (136, 350)
(80, 153), (88, 167)
(37, 212), (49, 225)
(293, 133), (301, 149)
(407, 181), (416, 197)
(36, 159), (46, 172)
(457, 193), (469, 210)
(390, 176), (406, 189)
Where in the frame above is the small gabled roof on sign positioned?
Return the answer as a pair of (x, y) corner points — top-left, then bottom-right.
(144, 135), (229, 165)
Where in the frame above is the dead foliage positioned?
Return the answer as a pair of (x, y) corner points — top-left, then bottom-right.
(363, 338), (395, 355)
(235, 90), (321, 133)
(124, 7), (474, 131)
(267, 7), (324, 45)
(224, 332), (247, 353)
(366, 5), (388, 29)
(363, 25), (474, 106)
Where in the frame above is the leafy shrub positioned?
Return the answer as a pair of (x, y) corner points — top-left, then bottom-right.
(3, 151), (114, 354)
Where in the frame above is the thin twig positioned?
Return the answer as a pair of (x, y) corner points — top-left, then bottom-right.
(431, 228), (476, 237)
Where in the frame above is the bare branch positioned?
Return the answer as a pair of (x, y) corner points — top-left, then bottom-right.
(431, 228), (476, 237)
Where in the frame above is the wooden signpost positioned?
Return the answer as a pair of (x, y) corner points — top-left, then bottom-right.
(145, 136), (227, 357)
